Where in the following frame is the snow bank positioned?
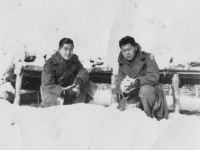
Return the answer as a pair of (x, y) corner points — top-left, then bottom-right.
(0, 100), (200, 150)
(151, 115), (200, 150)
(0, 100), (21, 150)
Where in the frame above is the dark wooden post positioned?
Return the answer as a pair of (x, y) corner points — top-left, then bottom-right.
(172, 74), (180, 113)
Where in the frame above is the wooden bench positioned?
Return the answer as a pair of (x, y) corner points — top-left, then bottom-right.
(13, 65), (200, 113)
(159, 70), (200, 112)
(13, 65), (112, 106)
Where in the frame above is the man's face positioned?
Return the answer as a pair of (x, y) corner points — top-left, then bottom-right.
(121, 43), (137, 61)
(59, 44), (73, 60)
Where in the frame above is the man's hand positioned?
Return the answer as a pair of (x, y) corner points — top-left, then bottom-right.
(74, 78), (84, 90)
(61, 84), (81, 97)
(72, 84), (81, 97)
(120, 76), (135, 94)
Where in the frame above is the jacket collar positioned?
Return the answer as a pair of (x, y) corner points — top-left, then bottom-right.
(51, 51), (76, 65)
(118, 43), (145, 65)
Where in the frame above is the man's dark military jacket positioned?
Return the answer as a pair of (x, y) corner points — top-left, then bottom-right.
(40, 51), (97, 106)
(116, 43), (160, 93)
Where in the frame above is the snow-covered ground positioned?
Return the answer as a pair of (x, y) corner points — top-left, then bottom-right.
(0, 100), (200, 150)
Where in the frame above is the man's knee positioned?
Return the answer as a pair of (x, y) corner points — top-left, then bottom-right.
(139, 84), (156, 106)
(139, 84), (156, 98)
(139, 84), (156, 115)
(40, 96), (63, 108)
(54, 97), (64, 105)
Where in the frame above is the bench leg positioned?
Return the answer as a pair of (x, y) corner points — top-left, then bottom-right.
(195, 85), (199, 98)
(111, 75), (119, 104)
(172, 74), (180, 113)
(169, 85), (172, 96)
(36, 91), (40, 108)
(14, 74), (23, 105)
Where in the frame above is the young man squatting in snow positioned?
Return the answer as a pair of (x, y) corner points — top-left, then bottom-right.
(40, 38), (98, 107)
(116, 36), (169, 120)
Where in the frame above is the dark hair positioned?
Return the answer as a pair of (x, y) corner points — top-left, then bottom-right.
(119, 36), (136, 48)
(59, 38), (74, 49)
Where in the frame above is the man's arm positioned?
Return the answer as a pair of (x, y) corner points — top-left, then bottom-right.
(74, 55), (89, 84)
(120, 56), (159, 92)
(115, 67), (126, 94)
(41, 63), (63, 96)
(137, 55), (160, 87)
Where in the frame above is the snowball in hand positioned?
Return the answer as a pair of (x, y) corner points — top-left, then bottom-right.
(120, 76), (135, 93)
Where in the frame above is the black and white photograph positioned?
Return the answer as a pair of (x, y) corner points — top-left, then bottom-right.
(0, 0), (200, 149)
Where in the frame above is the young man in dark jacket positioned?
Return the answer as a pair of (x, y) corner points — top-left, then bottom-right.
(40, 38), (98, 108)
(116, 36), (168, 120)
